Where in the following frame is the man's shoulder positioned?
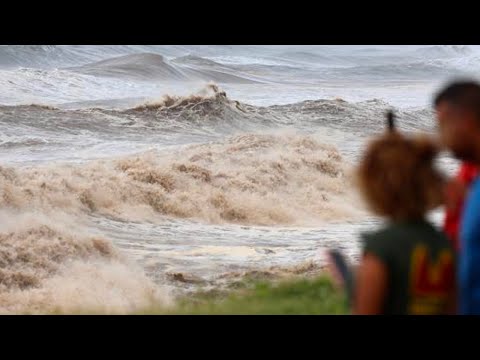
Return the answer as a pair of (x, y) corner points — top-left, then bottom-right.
(460, 162), (480, 184)
(468, 177), (480, 198)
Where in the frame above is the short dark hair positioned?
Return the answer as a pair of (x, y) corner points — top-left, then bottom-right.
(434, 81), (480, 119)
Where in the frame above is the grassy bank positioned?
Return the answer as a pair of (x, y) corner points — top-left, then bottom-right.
(44, 269), (349, 315)
(137, 275), (349, 315)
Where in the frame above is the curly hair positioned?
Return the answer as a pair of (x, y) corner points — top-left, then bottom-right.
(356, 131), (446, 221)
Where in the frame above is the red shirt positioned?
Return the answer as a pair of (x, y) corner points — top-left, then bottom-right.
(444, 162), (479, 251)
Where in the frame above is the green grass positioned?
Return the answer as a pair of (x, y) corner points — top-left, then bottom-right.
(137, 275), (349, 315)
(41, 274), (348, 315)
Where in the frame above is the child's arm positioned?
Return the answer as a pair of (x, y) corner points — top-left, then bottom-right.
(352, 253), (387, 315)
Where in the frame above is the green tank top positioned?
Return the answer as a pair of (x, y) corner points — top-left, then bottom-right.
(361, 220), (455, 315)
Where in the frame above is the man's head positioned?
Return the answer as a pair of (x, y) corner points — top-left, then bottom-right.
(434, 81), (480, 161)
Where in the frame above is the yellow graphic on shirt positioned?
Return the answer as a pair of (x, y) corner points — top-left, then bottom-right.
(409, 245), (454, 314)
